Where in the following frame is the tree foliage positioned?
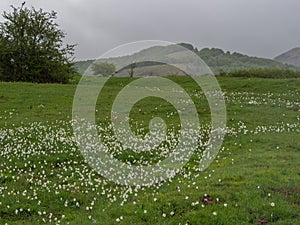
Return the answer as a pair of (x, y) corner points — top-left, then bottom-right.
(0, 3), (75, 83)
(91, 61), (116, 76)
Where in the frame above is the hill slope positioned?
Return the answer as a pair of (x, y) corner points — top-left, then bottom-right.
(197, 48), (295, 74)
(274, 47), (300, 66)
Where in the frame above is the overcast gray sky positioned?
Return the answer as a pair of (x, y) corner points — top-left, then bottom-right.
(1, 0), (299, 60)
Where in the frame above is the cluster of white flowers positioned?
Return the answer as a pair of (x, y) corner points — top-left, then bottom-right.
(223, 90), (300, 109)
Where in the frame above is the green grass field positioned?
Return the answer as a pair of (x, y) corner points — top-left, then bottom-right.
(0, 77), (299, 225)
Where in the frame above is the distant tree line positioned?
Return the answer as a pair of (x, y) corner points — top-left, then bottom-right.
(0, 2), (75, 83)
(223, 68), (300, 78)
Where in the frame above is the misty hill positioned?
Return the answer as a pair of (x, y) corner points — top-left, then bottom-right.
(74, 43), (299, 76)
(274, 47), (300, 67)
(75, 43), (196, 76)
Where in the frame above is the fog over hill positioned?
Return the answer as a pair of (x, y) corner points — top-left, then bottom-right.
(74, 43), (299, 76)
(274, 48), (300, 67)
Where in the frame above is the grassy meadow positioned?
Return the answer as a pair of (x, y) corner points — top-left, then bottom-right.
(0, 77), (299, 225)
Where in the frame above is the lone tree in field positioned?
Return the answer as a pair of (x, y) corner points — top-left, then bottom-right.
(128, 62), (136, 77)
(0, 2), (75, 83)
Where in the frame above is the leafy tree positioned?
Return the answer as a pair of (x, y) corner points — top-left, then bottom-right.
(91, 61), (116, 76)
(0, 2), (75, 83)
